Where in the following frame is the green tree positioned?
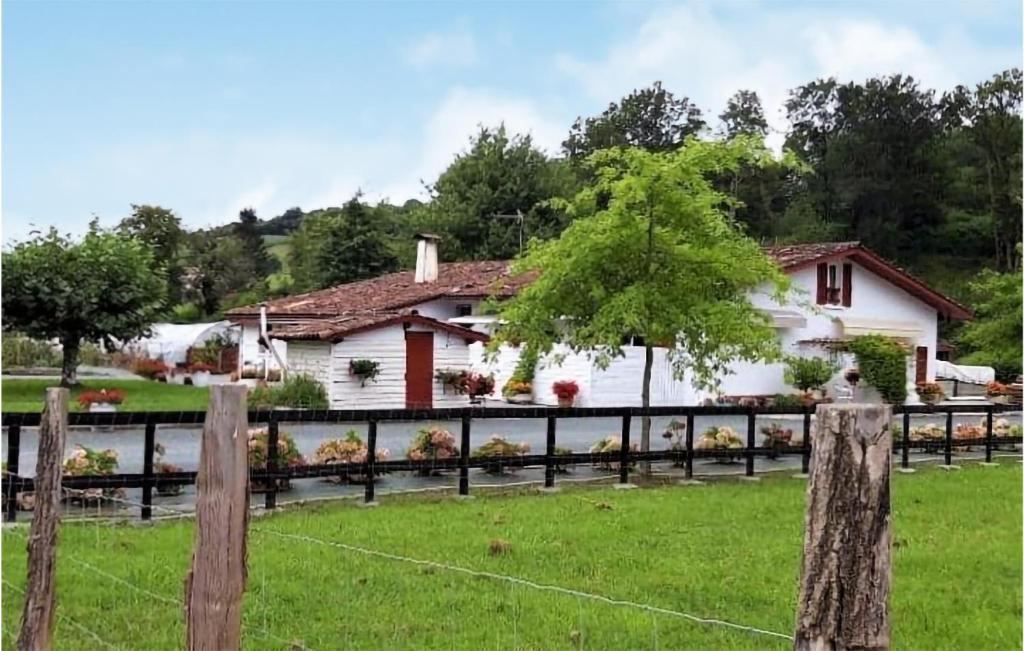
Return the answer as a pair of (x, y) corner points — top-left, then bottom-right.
(490, 139), (790, 470)
(2, 225), (167, 385)
(956, 269), (1022, 380)
(117, 204), (185, 301)
(183, 231), (263, 315)
(415, 125), (578, 261)
(236, 208), (279, 278)
(290, 195), (401, 291)
(563, 81), (706, 160)
(719, 90), (769, 138)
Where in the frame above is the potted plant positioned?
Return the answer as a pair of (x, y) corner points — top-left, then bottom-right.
(915, 382), (944, 405)
(502, 379), (533, 404)
(552, 380), (580, 408)
(435, 368), (466, 394)
(153, 442), (184, 496)
(62, 445), (124, 504)
(76, 388), (125, 413)
(312, 430), (390, 484)
(189, 362), (216, 387)
(986, 381), (1010, 404)
(760, 423), (794, 460)
(661, 419), (687, 466)
(471, 435), (531, 475)
(407, 426), (459, 476)
(464, 372), (496, 403)
(349, 359), (381, 387)
(247, 428), (305, 493)
(694, 426), (744, 463)
(589, 435), (636, 472)
(783, 356), (839, 402)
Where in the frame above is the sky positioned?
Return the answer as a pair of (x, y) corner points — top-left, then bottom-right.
(3, 0), (1021, 241)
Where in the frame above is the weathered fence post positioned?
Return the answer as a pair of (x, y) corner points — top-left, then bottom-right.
(141, 419), (156, 521)
(4, 424), (23, 523)
(458, 415), (471, 498)
(794, 403), (892, 651)
(17, 388), (68, 651)
(185, 385), (249, 651)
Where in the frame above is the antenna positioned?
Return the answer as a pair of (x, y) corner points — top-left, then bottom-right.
(492, 210), (525, 254)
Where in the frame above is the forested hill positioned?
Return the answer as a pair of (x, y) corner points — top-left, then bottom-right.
(109, 70), (1021, 374)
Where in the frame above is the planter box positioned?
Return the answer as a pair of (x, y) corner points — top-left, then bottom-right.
(506, 393), (533, 405)
(88, 403), (118, 413)
(191, 371), (211, 387)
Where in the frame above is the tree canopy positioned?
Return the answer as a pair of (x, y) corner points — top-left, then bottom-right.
(2, 224), (167, 384)
(956, 269), (1022, 380)
(491, 139), (790, 461)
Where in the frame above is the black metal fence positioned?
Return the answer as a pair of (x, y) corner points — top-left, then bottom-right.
(2, 404), (1020, 523)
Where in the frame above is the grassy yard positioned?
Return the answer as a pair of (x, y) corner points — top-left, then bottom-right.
(2, 463), (1020, 650)
(1, 379), (209, 412)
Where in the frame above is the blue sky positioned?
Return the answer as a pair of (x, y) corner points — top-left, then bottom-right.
(3, 0), (1020, 240)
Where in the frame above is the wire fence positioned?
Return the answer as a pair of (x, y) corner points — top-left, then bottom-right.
(3, 404), (1020, 523)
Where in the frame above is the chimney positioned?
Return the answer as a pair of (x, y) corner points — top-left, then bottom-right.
(414, 233), (441, 283)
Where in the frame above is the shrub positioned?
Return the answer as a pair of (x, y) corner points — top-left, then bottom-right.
(783, 356), (839, 393)
(695, 426), (744, 462)
(153, 442), (184, 496)
(76, 388), (125, 407)
(249, 374), (328, 409)
(247, 428), (305, 493)
(2, 333), (62, 367)
(760, 423), (794, 459)
(312, 430), (390, 482)
(589, 435), (636, 471)
(915, 382), (944, 403)
(407, 426), (459, 475)
(133, 357), (169, 380)
(771, 393), (806, 409)
(552, 380), (580, 400)
(463, 373), (495, 398)
(846, 335), (909, 404)
(472, 435), (531, 474)
(63, 445), (122, 503)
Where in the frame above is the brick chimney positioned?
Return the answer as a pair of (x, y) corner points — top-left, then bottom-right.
(414, 233), (441, 283)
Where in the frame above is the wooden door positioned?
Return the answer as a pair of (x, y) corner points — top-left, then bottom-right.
(405, 331), (434, 409)
(915, 346), (928, 384)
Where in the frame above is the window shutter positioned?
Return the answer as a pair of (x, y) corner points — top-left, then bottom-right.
(816, 263), (828, 304)
(841, 263), (853, 307)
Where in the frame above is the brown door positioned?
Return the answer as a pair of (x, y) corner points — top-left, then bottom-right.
(405, 331), (434, 409)
(915, 346), (928, 384)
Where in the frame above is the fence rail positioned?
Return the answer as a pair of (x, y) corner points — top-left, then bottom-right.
(2, 404), (1020, 523)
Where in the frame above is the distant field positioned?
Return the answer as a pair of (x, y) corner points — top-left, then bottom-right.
(1, 464), (1020, 650)
(1, 379), (209, 412)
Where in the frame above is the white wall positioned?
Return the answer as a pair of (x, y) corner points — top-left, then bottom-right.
(326, 325), (475, 409)
(410, 298), (481, 322)
(286, 342), (332, 389)
(240, 323), (288, 372)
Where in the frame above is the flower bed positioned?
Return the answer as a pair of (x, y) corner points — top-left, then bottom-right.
(312, 431), (390, 484)
(62, 445), (124, 504)
(407, 426), (459, 476)
(471, 435), (530, 475)
(76, 388), (125, 411)
(248, 428), (305, 492)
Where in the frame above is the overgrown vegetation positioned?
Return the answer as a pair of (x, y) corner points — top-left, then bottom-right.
(248, 374), (328, 409)
(3, 465), (1018, 650)
(782, 356), (839, 393)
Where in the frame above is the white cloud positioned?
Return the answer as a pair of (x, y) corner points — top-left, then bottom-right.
(404, 22), (478, 69)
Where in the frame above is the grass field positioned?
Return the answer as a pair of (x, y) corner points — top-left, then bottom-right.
(1, 463), (1020, 650)
(1, 379), (209, 412)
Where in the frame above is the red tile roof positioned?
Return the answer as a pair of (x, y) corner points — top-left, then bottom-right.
(230, 241), (970, 324)
(270, 312), (490, 343)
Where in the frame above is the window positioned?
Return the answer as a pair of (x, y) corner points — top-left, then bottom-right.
(455, 304), (473, 317)
(826, 264), (842, 305)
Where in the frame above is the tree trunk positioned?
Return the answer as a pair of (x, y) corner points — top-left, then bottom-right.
(639, 344), (653, 475)
(18, 388), (68, 651)
(794, 404), (892, 651)
(59, 337), (79, 388)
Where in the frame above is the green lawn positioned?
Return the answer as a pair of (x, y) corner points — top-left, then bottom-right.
(1, 379), (209, 412)
(2, 464), (1020, 650)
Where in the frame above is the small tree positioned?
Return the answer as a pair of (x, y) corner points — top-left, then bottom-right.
(2, 225), (167, 386)
(784, 356), (840, 394)
(490, 139), (790, 471)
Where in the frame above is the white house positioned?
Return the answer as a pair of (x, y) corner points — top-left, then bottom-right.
(227, 236), (971, 409)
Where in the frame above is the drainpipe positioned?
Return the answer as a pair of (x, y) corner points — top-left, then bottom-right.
(259, 304), (288, 381)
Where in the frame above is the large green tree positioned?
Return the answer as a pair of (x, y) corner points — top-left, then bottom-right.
(117, 204), (186, 302)
(563, 81), (706, 160)
(236, 208), (279, 278)
(2, 225), (167, 385)
(956, 269), (1022, 381)
(289, 195), (401, 292)
(182, 230), (263, 316)
(491, 139), (790, 470)
(415, 126), (577, 261)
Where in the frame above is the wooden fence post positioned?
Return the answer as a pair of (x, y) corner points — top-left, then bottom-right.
(185, 385), (249, 651)
(17, 388), (68, 651)
(794, 403), (892, 651)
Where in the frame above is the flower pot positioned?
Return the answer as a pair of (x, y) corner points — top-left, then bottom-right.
(557, 396), (574, 408)
(507, 393), (532, 405)
(191, 371), (211, 387)
(88, 402), (118, 413)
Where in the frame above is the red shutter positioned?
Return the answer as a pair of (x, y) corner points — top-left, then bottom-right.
(841, 263), (853, 307)
(915, 347), (928, 384)
(815, 263), (828, 305)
